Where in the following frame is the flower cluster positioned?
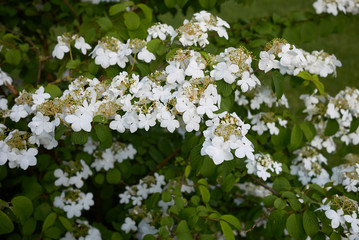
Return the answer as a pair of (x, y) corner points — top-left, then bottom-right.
(0, 68), (12, 86)
(300, 87), (359, 154)
(53, 188), (94, 219)
(60, 220), (101, 240)
(313, 0), (359, 15)
(246, 153), (282, 181)
(317, 195), (359, 239)
(52, 34), (91, 59)
(290, 145), (329, 186)
(0, 127), (38, 170)
(146, 23), (176, 41)
(176, 10), (230, 47)
(331, 154), (359, 192)
(259, 39), (342, 77)
(54, 159), (93, 188)
(235, 86), (289, 136)
(211, 47), (260, 92)
(201, 112), (254, 165)
(88, 140), (137, 171)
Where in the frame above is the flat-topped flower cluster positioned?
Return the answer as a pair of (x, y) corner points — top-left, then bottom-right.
(313, 0), (359, 15)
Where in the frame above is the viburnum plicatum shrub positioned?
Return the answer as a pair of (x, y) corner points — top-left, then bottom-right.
(0, 1), (359, 240)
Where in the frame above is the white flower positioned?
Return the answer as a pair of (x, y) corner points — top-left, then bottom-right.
(28, 112), (53, 135)
(185, 60), (205, 78)
(74, 36), (91, 55)
(65, 111), (93, 132)
(109, 115), (126, 133)
(325, 208), (344, 229)
(210, 62), (238, 84)
(19, 148), (38, 170)
(10, 105), (29, 122)
(344, 212), (359, 233)
(138, 47), (156, 63)
(204, 136), (233, 165)
(258, 51), (279, 73)
(121, 217), (137, 234)
(52, 38), (70, 60)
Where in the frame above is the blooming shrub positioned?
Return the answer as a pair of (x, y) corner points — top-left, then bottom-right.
(0, 0), (359, 239)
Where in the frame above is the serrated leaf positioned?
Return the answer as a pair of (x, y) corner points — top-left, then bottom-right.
(106, 168), (122, 184)
(147, 39), (161, 53)
(59, 216), (72, 232)
(44, 226), (62, 239)
(11, 196), (33, 224)
(0, 210), (14, 235)
(71, 130), (88, 145)
(220, 221), (234, 240)
(216, 80), (233, 97)
(94, 124), (112, 148)
(274, 198), (286, 210)
(164, 0), (176, 8)
(42, 212), (57, 232)
(273, 176), (291, 193)
(55, 124), (68, 140)
(303, 210), (319, 236)
(109, 1), (134, 16)
(137, 4), (152, 26)
(263, 195), (278, 207)
(22, 217), (36, 236)
(176, 220), (193, 240)
(198, 185), (210, 204)
(93, 115), (107, 123)
(220, 215), (241, 231)
(350, 118), (359, 133)
(218, 92), (234, 113)
(97, 17), (113, 32)
(325, 119), (339, 136)
(272, 71), (284, 99)
(290, 125), (303, 149)
(288, 198), (302, 211)
(5, 49), (21, 65)
(66, 59), (81, 69)
(286, 214), (305, 240)
(45, 84), (62, 99)
(124, 12), (140, 30)
(300, 123), (315, 142)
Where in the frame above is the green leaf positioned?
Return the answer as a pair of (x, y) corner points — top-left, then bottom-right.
(177, 0), (189, 7)
(93, 115), (108, 124)
(274, 198), (286, 210)
(329, 232), (341, 240)
(290, 125), (303, 149)
(45, 84), (62, 99)
(266, 209), (286, 238)
(88, 61), (99, 75)
(222, 173), (236, 192)
(42, 212), (57, 232)
(66, 59), (81, 69)
(95, 173), (105, 185)
(44, 226), (62, 239)
(55, 124), (68, 140)
(199, 0), (216, 9)
(164, 0), (176, 8)
(109, 1), (134, 16)
(286, 214), (305, 240)
(106, 168), (122, 184)
(22, 217), (36, 236)
(283, 27), (300, 45)
(272, 71), (284, 98)
(325, 119), (339, 136)
(176, 220), (193, 240)
(288, 198), (302, 211)
(198, 184), (210, 203)
(5, 49), (21, 65)
(162, 191), (172, 202)
(273, 176), (291, 193)
(147, 39), (162, 53)
(0, 210), (14, 235)
(218, 92), (234, 112)
(11, 196), (33, 224)
(124, 12), (140, 30)
(311, 75), (324, 94)
(220, 215), (241, 231)
(216, 80), (233, 97)
(97, 17), (113, 32)
(137, 4), (152, 26)
(263, 195), (277, 207)
(220, 221), (234, 240)
(303, 210), (319, 236)
(94, 124), (112, 148)
(59, 216), (72, 232)
(300, 123), (315, 142)
(350, 117), (359, 133)
(143, 234), (156, 240)
(71, 130), (88, 145)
